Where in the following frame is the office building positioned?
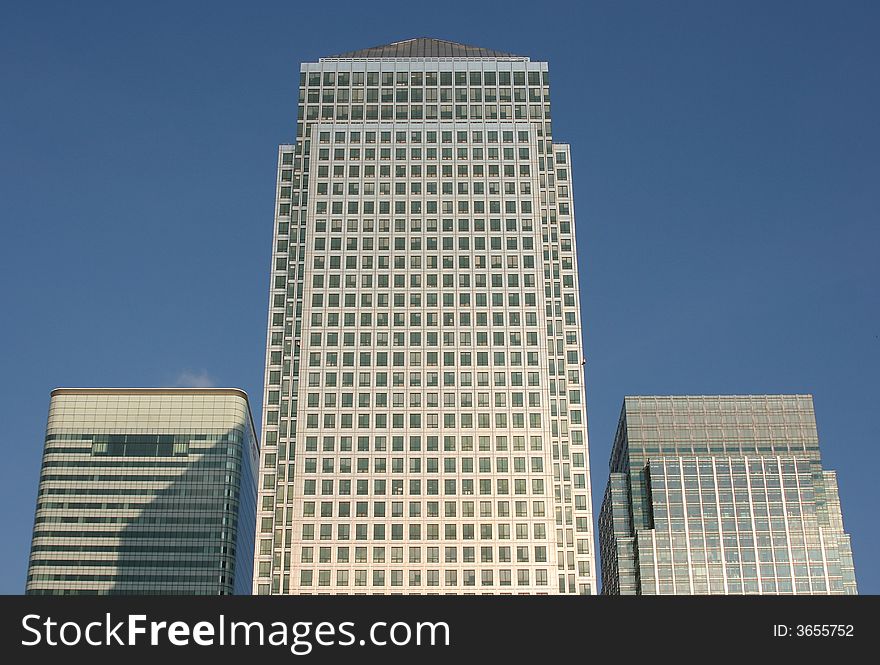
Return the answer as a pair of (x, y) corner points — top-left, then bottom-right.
(599, 395), (857, 594)
(26, 388), (258, 595)
(254, 38), (596, 594)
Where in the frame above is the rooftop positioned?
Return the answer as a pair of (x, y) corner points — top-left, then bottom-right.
(325, 37), (525, 60)
(51, 387), (251, 400)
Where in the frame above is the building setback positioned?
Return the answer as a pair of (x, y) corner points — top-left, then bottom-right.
(599, 395), (857, 594)
(254, 38), (596, 594)
(26, 388), (258, 595)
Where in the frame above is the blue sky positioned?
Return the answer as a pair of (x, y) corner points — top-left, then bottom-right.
(1, 0), (877, 594)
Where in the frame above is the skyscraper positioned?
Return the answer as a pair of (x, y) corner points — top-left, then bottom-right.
(26, 388), (258, 595)
(599, 395), (857, 595)
(254, 38), (596, 594)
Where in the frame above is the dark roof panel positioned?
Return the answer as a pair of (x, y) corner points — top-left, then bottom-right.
(326, 37), (524, 59)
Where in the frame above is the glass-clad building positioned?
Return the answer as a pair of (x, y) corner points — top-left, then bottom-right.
(599, 395), (857, 595)
(26, 388), (259, 595)
(254, 38), (596, 594)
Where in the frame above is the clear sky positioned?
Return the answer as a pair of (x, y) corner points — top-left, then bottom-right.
(1, 0), (877, 594)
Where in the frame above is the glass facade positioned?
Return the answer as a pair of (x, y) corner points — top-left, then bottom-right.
(254, 38), (596, 595)
(26, 388), (258, 595)
(599, 395), (857, 595)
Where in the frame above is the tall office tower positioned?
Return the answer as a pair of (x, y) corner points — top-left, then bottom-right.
(599, 395), (858, 595)
(255, 38), (595, 594)
(26, 388), (258, 595)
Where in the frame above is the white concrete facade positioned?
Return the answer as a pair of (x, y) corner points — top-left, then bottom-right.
(254, 40), (595, 594)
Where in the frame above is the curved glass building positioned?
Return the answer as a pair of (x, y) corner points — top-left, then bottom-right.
(26, 388), (258, 595)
